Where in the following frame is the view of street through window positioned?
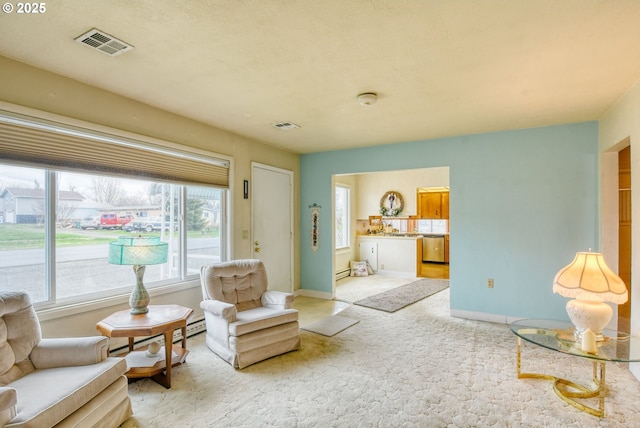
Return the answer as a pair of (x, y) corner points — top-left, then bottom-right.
(0, 164), (224, 306)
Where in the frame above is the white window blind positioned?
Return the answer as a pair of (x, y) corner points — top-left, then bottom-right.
(0, 111), (229, 187)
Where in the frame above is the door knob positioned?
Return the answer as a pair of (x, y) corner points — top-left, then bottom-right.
(254, 241), (260, 253)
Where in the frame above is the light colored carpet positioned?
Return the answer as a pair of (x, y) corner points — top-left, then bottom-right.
(301, 315), (359, 337)
(353, 278), (449, 312)
(120, 289), (640, 427)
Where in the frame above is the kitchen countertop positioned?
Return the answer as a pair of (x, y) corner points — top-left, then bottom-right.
(358, 234), (443, 239)
(359, 234), (419, 240)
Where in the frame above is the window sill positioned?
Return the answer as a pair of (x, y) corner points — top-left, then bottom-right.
(36, 278), (199, 322)
(336, 247), (351, 255)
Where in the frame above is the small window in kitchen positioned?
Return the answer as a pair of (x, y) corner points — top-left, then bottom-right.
(335, 184), (350, 250)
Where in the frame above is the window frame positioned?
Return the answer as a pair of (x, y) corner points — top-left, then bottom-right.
(335, 183), (351, 250)
(2, 165), (229, 314)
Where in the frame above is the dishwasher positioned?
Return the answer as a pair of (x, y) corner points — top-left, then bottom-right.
(422, 235), (445, 262)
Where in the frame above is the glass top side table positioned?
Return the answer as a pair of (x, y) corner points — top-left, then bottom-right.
(509, 318), (640, 417)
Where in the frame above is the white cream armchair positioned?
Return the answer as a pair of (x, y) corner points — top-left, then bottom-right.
(200, 259), (300, 369)
(0, 291), (131, 428)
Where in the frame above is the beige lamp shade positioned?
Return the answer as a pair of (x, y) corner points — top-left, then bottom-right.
(553, 251), (628, 304)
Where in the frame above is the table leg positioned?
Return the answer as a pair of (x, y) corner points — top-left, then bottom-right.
(181, 325), (187, 350)
(150, 329), (173, 389)
(516, 337), (607, 417)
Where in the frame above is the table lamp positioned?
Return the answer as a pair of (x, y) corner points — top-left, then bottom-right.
(552, 251), (628, 341)
(108, 236), (168, 314)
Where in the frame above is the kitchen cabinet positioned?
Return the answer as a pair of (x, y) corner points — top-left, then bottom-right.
(444, 234), (450, 263)
(357, 236), (422, 277)
(418, 191), (449, 219)
(359, 240), (378, 271)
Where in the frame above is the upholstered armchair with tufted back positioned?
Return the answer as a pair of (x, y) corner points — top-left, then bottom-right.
(200, 259), (300, 369)
(0, 291), (131, 428)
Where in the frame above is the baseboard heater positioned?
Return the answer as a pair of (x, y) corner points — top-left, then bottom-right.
(109, 316), (206, 356)
(336, 267), (351, 281)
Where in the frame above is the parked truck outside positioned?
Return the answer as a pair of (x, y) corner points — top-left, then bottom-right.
(99, 213), (133, 230)
(124, 217), (178, 233)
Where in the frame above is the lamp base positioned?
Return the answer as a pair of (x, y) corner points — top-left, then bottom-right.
(129, 265), (150, 315)
(565, 299), (612, 342)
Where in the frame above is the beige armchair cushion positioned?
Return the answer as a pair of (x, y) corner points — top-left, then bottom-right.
(30, 336), (109, 369)
(0, 387), (17, 426)
(0, 291), (41, 386)
(202, 259), (269, 311)
(8, 358), (128, 428)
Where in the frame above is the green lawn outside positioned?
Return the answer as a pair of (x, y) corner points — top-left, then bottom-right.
(0, 224), (219, 251)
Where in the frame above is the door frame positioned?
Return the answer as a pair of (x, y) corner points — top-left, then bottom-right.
(251, 162), (294, 293)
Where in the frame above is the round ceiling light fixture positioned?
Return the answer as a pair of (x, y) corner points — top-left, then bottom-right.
(357, 92), (378, 106)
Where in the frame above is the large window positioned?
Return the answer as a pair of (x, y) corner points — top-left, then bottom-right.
(335, 184), (350, 250)
(0, 164), (227, 308)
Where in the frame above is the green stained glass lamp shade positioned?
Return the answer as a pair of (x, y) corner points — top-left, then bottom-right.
(108, 236), (168, 314)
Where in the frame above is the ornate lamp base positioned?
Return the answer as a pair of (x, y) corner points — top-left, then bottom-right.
(129, 265), (150, 314)
(566, 299), (612, 341)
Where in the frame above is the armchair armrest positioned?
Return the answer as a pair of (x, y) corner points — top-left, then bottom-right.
(200, 299), (237, 322)
(30, 336), (109, 369)
(0, 387), (17, 426)
(262, 290), (294, 309)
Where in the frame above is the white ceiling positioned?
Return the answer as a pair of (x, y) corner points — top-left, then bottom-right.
(1, 0), (640, 154)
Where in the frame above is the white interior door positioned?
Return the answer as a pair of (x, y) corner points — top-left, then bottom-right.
(251, 162), (293, 292)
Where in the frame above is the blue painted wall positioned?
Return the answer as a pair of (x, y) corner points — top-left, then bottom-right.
(300, 122), (599, 320)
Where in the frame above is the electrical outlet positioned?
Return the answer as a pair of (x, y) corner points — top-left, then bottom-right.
(487, 278), (494, 288)
(380, 264), (384, 270)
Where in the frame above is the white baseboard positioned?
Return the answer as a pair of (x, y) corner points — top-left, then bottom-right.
(295, 288), (333, 300)
(450, 309), (509, 325)
(335, 268), (351, 281)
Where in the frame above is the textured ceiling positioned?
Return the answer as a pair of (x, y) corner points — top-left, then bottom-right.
(1, 0), (640, 154)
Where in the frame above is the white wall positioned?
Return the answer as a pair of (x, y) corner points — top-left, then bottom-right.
(355, 167), (449, 218)
(599, 79), (640, 379)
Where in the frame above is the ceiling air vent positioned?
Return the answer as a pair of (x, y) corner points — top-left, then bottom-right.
(74, 28), (134, 56)
(272, 121), (300, 130)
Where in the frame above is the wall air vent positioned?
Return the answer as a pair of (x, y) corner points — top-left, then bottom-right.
(74, 28), (134, 56)
(272, 122), (300, 130)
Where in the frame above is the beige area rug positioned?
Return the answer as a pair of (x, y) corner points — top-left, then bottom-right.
(120, 289), (640, 427)
(353, 278), (449, 312)
(301, 315), (359, 337)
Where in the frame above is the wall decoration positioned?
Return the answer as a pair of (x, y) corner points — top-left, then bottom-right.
(309, 204), (321, 252)
(379, 191), (404, 217)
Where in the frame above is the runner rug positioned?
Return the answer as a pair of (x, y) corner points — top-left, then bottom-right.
(353, 278), (449, 313)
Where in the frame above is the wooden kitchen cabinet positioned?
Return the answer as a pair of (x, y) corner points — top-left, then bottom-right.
(418, 191), (449, 219)
(444, 234), (450, 263)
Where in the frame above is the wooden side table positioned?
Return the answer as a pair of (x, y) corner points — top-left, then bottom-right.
(96, 304), (194, 389)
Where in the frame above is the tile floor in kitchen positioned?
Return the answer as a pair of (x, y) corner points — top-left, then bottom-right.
(293, 262), (449, 325)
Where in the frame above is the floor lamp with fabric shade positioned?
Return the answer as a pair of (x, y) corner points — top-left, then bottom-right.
(108, 235), (168, 314)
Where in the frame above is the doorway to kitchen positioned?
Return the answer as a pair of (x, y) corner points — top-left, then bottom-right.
(332, 166), (450, 298)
